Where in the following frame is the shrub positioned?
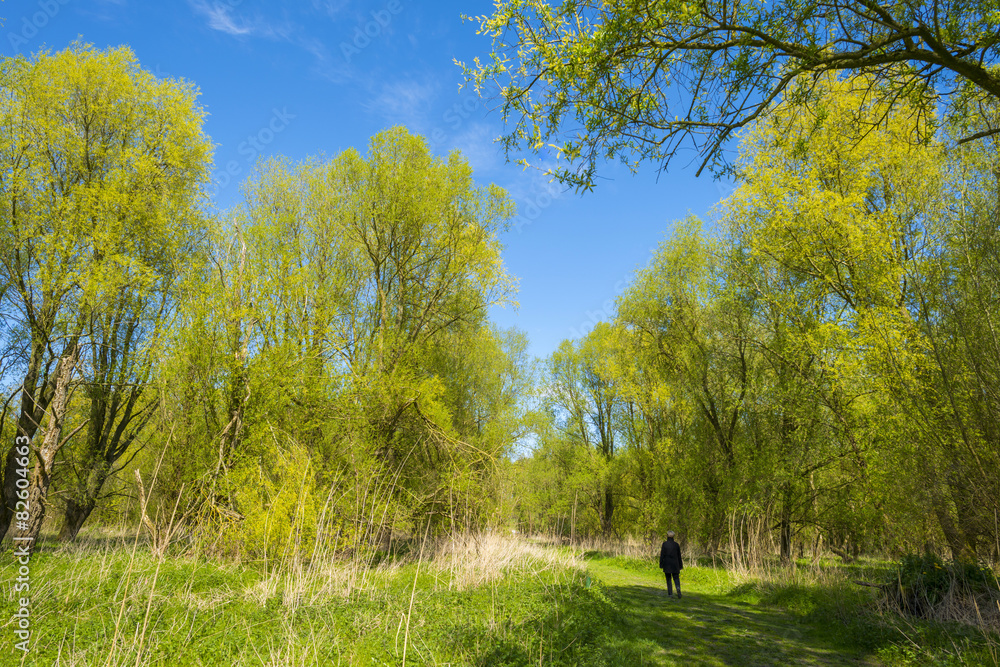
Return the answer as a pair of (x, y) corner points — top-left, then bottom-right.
(890, 553), (998, 618)
(228, 438), (322, 561)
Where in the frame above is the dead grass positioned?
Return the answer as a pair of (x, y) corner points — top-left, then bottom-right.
(430, 531), (581, 590)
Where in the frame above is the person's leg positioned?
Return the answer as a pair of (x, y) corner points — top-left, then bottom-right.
(672, 572), (681, 598)
(664, 570), (674, 596)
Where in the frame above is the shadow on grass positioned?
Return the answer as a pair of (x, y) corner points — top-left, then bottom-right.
(607, 582), (875, 666)
(451, 563), (884, 666)
(582, 559), (889, 666)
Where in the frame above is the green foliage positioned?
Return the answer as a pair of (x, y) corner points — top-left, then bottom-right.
(893, 554), (999, 612)
(137, 127), (530, 557)
(1, 535), (634, 666)
(0, 47), (535, 548)
(462, 0), (1000, 189)
(5, 37), (1000, 667)
(227, 438), (322, 561)
(0, 42), (212, 542)
(514, 69), (1000, 567)
(5, 528), (998, 665)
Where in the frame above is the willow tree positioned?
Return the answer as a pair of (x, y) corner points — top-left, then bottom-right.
(616, 219), (759, 550)
(721, 72), (979, 557)
(320, 129), (516, 535)
(461, 0), (1000, 189)
(179, 129), (519, 557)
(0, 44), (211, 544)
(549, 324), (626, 534)
(527, 332), (618, 538)
(894, 119), (1000, 558)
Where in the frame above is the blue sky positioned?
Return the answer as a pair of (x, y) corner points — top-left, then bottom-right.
(4, 0), (732, 360)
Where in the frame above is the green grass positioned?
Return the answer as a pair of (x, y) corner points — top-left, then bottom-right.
(581, 556), (877, 666)
(0, 532), (627, 665)
(580, 553), (999, 666)
(2, 533), (997, 666)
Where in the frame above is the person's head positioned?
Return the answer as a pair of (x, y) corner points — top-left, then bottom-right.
(667, 530), (675, 539)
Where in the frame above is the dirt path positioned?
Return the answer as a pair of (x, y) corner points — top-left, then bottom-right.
(585, 561), (879, 666)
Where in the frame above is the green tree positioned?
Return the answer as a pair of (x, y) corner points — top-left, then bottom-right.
(617, 218), (758, 550)
(884, 124), (1000, 558)
(0, 44), (211, 545)
(720, 72), (1000, 558)
(539, 323), (630, 536)
(462, 0), (1000, 189)
(57, 290), (165, 540)
(157, 130), (520, 558)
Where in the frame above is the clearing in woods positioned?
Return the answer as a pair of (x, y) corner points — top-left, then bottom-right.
(10, 536), (992, 665)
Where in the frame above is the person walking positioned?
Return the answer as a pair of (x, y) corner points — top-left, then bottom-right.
(659, 530), (683, 598)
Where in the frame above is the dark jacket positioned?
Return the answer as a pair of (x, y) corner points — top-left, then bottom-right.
(659, 538), (683, 573)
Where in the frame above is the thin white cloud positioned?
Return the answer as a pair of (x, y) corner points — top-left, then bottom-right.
(312, 0), (350, 19)
(449, 122), (501, 173)
(188, 0), (332, 76)
(295, 36), (330, 63)
(190, 0), (253, 36)
(185, 2), (417, 87)
(366, 80), (440, 126)
(296, 35), (355, 83)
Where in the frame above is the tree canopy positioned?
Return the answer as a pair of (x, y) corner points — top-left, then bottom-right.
(2, 33), (999, 568)
(461, 0), (1000, 189)
(0, 43), (212, 545)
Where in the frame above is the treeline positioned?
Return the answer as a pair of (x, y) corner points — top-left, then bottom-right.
(514, 75), (1000, 563)
(0, 45), (533, 556)
(5, 43), (1000, 566)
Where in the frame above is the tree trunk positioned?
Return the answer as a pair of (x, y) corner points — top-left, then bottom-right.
(811, 531), (823, 564)
(830, 543), (856, 564)
(932, 484), (967, 560)
(57, 376), (151, 542)
(58, 496), (98, 542)
(779, 517), (792, 563)
(0, 340), (56, 542)
(779, 483), (793, 563)
(57, 455), (114, 543)
(571, 490), (578, 545)
(601, 487), (614, 535)
(12, 346), (80, 550)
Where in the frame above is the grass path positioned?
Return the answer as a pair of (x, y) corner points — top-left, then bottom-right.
(584, 560), (880, 666)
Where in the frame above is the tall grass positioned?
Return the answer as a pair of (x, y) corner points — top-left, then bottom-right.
(565, 534), (657, 560)
(3, 521), (596, 666)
